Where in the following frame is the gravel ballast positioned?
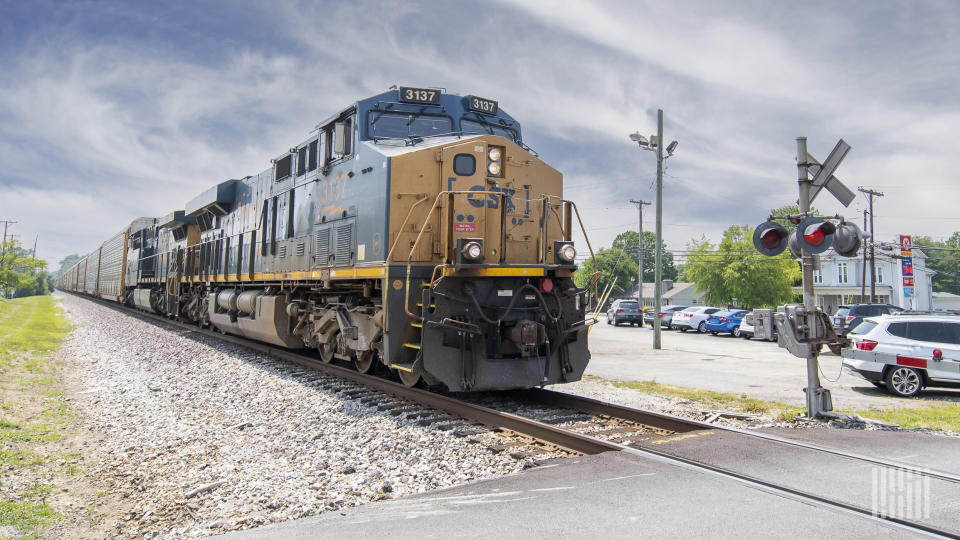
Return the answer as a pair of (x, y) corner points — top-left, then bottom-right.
(57, 294), (530, 537)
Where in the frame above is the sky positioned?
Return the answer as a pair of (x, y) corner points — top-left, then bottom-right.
(1, 0), (958, 271)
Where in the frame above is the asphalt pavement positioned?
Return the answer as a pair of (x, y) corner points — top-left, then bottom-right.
(586, 317), (960, 409)
(220, 426), (960, 539)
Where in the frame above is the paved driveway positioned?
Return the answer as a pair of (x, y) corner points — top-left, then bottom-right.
(586, 317), (960, 409)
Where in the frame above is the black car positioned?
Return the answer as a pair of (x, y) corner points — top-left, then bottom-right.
(833, 303), (902, 337)
(607, 299), (644, 326)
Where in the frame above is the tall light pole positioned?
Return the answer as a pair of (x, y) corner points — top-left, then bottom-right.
(629, 199), (651, 305)
(630, 109), (677, 350)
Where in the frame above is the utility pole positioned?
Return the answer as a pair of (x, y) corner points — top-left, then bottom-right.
(629, 199), (651, 306)
(858, 187), (884, 303)
(861, 209), (867, 302)
(1, 220), (17, 244)
(653, 110), (664, 350)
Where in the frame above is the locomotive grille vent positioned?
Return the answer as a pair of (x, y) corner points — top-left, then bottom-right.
(334, 222), (353, 266)
(314, 229), (330, 267)
(278, 245), (287, 258)
(296, 242), (305, 257)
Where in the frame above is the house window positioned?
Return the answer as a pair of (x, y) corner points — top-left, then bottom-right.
(297, 146), (307, 176)
(837, 262), (848, 284)
(813, 269), (823, 284)
(874, 264), (883, 284)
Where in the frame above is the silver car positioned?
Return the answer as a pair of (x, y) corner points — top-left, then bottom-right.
(842, 314), (960, 397)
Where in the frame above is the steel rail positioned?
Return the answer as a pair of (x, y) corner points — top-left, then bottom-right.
(521, 388), (960, 486)
(63, 293), (960, 537)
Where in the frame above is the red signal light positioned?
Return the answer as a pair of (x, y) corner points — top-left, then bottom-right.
(760, 230), (782, 250)
(934, 348), (943, 360)
(855, 339), (878, 351)
(616, 308), (624, 312)
(803, 228), (825, 246)
(719, 317), (729, 322)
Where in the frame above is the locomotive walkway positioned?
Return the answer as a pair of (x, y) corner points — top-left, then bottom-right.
(222, 427), (960, 539)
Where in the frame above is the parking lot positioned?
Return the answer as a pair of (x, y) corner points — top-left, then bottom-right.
(587, 316), (960, 410)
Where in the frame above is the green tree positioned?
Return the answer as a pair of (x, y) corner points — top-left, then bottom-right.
(609, 230), (678, 282)
(682, 225), (800, 307)
(574, 247), (639, 298)
(55, 254), (80, 278)
(0, 239), (47, 298)
(915, 234), (960, 295)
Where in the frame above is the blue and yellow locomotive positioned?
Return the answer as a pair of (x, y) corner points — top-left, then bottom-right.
(59, 86), (595, 391)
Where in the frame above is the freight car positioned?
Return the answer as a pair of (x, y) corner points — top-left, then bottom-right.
(58, 86), (596, 392)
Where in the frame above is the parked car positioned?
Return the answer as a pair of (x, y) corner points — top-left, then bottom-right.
(739, 313), (778, 341)
(644, 305), (687, 329)
(607, 299), (644, 326)
(833, 303), (902, 337)
(704, 310), (750, 337)
(842, 313), (960, 397)
(671, 306), (722, 333)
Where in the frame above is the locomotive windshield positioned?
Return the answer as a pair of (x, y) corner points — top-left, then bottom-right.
(460, 118), (520, 143)
(367, 111), (454, 140)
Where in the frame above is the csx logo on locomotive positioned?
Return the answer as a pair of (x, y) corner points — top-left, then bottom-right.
(57, 86), (591, 393)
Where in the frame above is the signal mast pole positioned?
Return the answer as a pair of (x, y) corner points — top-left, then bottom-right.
(797, 137), (827, 419)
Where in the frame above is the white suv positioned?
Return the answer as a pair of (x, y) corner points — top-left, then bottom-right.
(842, 314), (960, 397)
(671, 306), (721, 333)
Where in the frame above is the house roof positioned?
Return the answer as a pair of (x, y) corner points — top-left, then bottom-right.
(620, 282), (698, 299)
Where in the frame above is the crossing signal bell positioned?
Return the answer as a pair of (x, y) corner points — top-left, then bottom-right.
(795, 217), (836, 254)
(753, 221), (789, 256)
(832, 222), (863, 258)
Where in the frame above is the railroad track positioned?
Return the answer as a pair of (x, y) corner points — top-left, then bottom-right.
(66, 293), (960, 538)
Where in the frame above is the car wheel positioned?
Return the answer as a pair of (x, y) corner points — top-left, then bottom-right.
(710, 331), (718, 335)
(679, 327), (687, 333)
(607, 317), (612, 325)
(698, 322), (706, 333)
(885, 367), (922, 397)
(732, 326), (741, 338)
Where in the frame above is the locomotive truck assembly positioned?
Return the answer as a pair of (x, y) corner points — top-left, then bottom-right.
(58, 87), (596, 392)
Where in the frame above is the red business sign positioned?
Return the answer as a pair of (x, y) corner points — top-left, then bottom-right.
(903, 276), (914, 287)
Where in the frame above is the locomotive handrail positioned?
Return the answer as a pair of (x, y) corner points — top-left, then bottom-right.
(402, 189), (508, 320)
(384, 194), (431, 263)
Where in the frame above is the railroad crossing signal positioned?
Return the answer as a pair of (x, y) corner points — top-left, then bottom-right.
(753, 221), (789, 256)
(794, 217), (835, 254)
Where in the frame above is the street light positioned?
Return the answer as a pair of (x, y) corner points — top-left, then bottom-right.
(630, 109), (677, 350)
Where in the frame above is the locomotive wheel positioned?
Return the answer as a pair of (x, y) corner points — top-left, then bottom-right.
(319, 331), (340, 363)
(398, 367), (421, 387)
(354, 349), (376, 374)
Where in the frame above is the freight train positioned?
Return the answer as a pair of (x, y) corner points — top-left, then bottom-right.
(57, 86), (595, 391)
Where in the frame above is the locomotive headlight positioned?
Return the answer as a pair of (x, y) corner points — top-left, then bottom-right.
(553, 241), (576, 264)
(462, 240), (483, 261)
(487, 145), (504, 177)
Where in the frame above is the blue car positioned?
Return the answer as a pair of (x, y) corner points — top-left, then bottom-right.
(703, 310), (750, 337)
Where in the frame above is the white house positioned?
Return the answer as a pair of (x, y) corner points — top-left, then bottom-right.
(806, 242), (933, 314)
